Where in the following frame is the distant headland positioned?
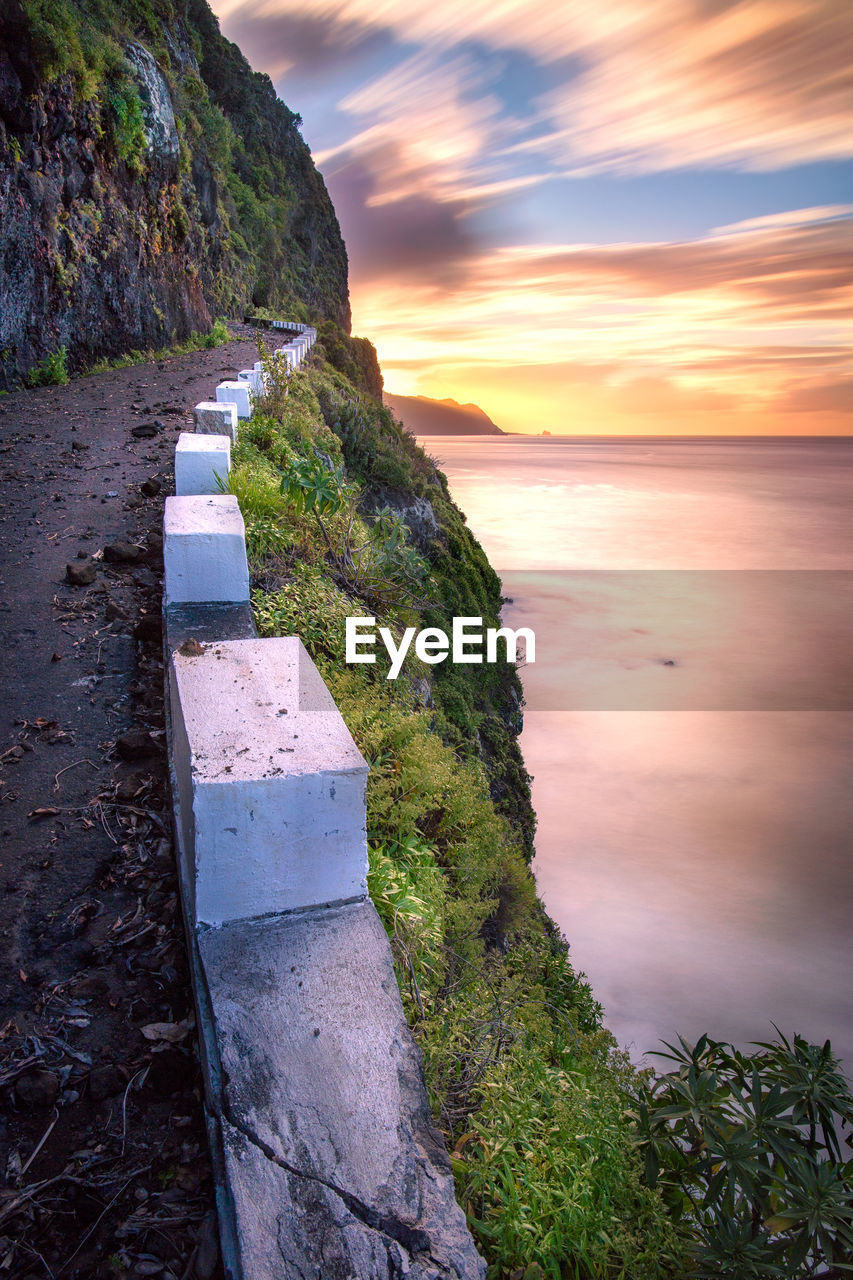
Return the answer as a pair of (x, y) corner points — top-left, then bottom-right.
(385, 392), (505, 435)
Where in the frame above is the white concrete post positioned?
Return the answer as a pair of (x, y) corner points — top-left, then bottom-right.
(169, 637), (368, 926)
(237, 369), (264, 395)
(175, 432), (231, 496)
(163, 495), (249, 605)
(216, 381), (252, 420)
(195, 401), (238, 441)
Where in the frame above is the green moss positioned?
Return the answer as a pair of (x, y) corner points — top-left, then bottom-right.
(20, 0), (85, 83)
(107, 78), (147, 170)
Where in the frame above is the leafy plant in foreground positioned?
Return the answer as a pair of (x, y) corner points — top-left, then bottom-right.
(280, 454), (429, 606)
(630, 1031), (853, 1277)
(25, 345), (68, 387)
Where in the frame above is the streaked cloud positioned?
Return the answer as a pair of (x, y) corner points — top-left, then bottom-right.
(354, 212), (853, 433)
(216, 0), (853, 174)
(713, 206), (853, 235)
(314, 51), (530, 207)
(209, 1), (853, 434)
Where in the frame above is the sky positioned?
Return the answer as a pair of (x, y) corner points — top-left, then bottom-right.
(210, 0), (853, 435)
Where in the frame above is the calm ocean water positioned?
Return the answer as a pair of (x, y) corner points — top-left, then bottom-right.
(420, 435), (853, 1071)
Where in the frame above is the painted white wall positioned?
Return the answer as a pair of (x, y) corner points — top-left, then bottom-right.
(169, 637), (368, 926)
(175, 432), (231, 496)
(163, 494), (249, 605)
(216, 381), (252, 419)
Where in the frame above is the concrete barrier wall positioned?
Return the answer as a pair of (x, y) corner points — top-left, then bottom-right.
(164, 322), (485, 1280)
(170, 635), (368, 927)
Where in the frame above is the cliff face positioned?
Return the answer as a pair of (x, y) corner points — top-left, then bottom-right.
(0, 0), (350, 390)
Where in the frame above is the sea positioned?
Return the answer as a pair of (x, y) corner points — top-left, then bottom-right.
(418, 435), (853, 1072)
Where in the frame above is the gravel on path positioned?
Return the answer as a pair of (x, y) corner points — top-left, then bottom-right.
(0, 328), (263, 1280)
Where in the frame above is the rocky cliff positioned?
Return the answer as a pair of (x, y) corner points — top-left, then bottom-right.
(0, 0), (351, 390)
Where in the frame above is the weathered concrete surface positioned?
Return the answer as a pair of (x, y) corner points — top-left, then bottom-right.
(216, 381), (252, 419)
(169, 637), (368, 925)
(163, 495), (249, 606)
(194, 401), (238, 440)
(199, 902), (486, 1280)
(175, 431), (231, 496)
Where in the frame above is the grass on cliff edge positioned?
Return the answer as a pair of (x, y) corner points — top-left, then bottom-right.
(226, 342), (690, 1279)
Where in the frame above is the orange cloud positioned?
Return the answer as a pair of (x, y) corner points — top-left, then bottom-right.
(356, 212), (852, 434)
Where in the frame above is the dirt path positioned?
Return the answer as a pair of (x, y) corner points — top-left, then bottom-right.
(0, 328), (263, 1279)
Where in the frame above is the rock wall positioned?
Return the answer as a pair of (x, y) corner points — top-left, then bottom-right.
(0, 0), (351, 390)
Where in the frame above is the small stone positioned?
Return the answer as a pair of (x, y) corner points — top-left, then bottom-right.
(105, 601), (128, 621)
(178, 638), (204, 657)
(134, 615), (162, 643)
(133, 1260), (164, 1276)
(141, 478), (162, 497)
(115, 730), (159, 760)
(115, 772), (146, 801)
(131, 423), (159, 439)
(125, 494), (145, 510)
(71, 439), (88, 451)
(103, 541), (142, 564)
(16, 1070), (60, 1108)
(66, 560), (97, 586)
(88, 1064), (125, 1102)
(194, 1212), (219, 1279)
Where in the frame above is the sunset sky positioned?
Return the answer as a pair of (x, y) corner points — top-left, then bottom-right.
(211, 0), (852, 435)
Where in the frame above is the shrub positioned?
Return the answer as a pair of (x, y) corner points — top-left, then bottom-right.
(221, 458), (295, 560)
(20, 0), (84, 83)
(107, 79), (147, 171)
(252, 562), (352, 659)
(203, 318), (230, 347)
(454, 1037), (689, 1280)
(630, 1031), (853, 1277)
(25, 346), (69, 387)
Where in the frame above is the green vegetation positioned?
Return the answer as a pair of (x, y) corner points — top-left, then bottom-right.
(203, 318), (230, 348)
(107, 79), (147, 171)
(25, 345), (69, 387)
(12, 0), (349, 335)
(632, 1032), (853, 1278)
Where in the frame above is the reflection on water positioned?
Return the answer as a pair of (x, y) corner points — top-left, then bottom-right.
(421, 436), (853, 1071)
